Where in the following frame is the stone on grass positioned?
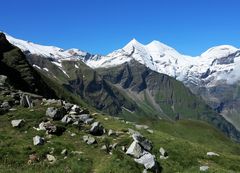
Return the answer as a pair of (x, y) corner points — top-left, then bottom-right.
(11, 119), (24, 127)
(122, 146), (126, 152)
(1, 101), (11, 109)
(71, 105), (81, 113)
(90, 122), (104, 136)
(134, 153), (158, 171)
(135, 124), (149, 130)
(61, 115), (73, 124)
(108, 129), (116, 136)
(77, 114), (91, 122)
(70, 133), (76, 137)
(132, 134), (153, 151)
(200, 166), (209, 172)
(83, 135), (96, 145)
(147, 129), (154, 134)
(63, 102), (73, 111)
(207, 152), (219, 157)
(0, 75), (7, 86)
(9, 108), (17, 111)
(33, 136), (44, 145)
(38, 122), (47, 131)
(28, 154), (39, 164)
(45, 123), (66, 136)
(101, 145), (107, 151)
(46, 107), (66, 120)
(159, 147), (168, 159)
(84, 118), (94, 124)
(128, 128), (141, 136)
(46, 154), (56, 164)
(61, 149), (68, 155)
(111, 143), (118, 149)
(126, 141), (145, 158)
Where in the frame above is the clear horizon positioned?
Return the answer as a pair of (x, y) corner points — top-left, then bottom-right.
(1, 0), (240, 56)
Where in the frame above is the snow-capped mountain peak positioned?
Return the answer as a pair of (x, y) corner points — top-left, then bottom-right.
(122, 38), (144, 50)
(200, 45), (239, 60)
(146, 40), (175, 52)
(4, 33), (87, 60)
(3, 32), (240, 87)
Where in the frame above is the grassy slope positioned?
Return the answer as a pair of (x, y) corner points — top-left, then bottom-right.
(0, 102), (240, 173)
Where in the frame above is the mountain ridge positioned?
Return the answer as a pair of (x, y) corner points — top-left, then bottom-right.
(4, 32), (240, 131)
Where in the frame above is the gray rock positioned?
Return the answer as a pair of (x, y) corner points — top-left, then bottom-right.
(135, 124), (149, 130)
(207, 152), (219, 157)
(46, 107), (66, 120)
(128, 128), (141, 136)
(132, 134), (153, 151)
(28, 153), (39, 163)
(147, 129), (154, 134)
(84, 118), (94, 124)
(1, 101), (11, 109)
(61, 149), (68, 155)
(112, 143), (118, 149)
(77, 114), (91, 122)
(69, 111), (78, 115)
(9, 108), (17, 111)
(38, 121), (47, 130)
(20, 94), (33, 108)
(61, 115), (73, 124)
(134, 153), (158, 171)
(71, 105), (81, 114)
(101, 145), (107, 150)
(83, 135), (96, 145)
(14, 100), (20, 105)
(90, 122), (104, 136)
(11, 119), (24, 127)
(108, 129), (116, 136)
(43, 99), (62, 106)
(160, 155), (168, 160)
(200, 166), (209, 171)
(72, 121), (79, 126)
(159, 147), (168, 159)
(46, 154), (56, 164)
(45, 123), (66, 136)
(70, 133), (76, 137)
(126, 141), (145, 158)
(63, 102), (73, 111)
(122, 146), (127, 152)
(0, 75), (8, 86)
(33, 136), (44, 145)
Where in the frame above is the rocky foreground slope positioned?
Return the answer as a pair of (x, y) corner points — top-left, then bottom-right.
(1, 32), (240, 142)
(1, 75), (240, 173)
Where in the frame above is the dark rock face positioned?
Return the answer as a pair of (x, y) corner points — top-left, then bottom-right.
(97, 60), (240, 142)
(0, 33), (56, 98)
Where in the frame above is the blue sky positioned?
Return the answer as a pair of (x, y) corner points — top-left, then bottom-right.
(1, 0), (239, 55)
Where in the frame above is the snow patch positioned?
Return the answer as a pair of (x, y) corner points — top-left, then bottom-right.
(75, 64), (79, 69)
(43, 68), (49, 72)
(33, 64), (41, 70)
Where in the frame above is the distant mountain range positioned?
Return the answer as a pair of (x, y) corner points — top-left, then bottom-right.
(2, 32), (240, 141)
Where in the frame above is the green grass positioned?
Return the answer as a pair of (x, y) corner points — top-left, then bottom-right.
(0, 99), (240, 172)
